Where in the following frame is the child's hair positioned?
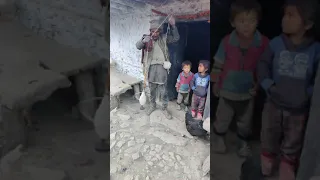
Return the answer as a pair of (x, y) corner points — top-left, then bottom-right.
(199, 60), (210, 70)
(230, 0), (262, 21)
(284, 0), (320, 37)
(182, 60), (192, 68)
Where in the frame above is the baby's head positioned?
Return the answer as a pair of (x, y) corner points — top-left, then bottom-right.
(198, 60), (210, 73)
(182, 61), (192, 73)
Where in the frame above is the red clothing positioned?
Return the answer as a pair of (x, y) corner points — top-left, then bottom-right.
(212, 30), (269, 99)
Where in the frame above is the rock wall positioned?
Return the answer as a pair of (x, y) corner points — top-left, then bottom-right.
(15, 0), (108, 60)
(110, 10), (151, 80)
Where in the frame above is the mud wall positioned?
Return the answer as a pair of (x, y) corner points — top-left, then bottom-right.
(14, 0), (109, 96)
(110, 10), (150, 80)
(15, 0), (108, 60)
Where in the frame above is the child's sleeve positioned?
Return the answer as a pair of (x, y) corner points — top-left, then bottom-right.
(175, 74), (181, 87)
(257, 40), (275, 93)
(190, 74), (197, 90)
(211, 39), (226, 83)
(254, 36), (269, 84)
(206, 76), (210, 93)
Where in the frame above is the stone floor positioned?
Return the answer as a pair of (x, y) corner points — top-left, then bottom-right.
(110, 93), (210, 180)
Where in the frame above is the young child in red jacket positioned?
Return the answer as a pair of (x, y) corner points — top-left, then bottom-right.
(175, 61), (194, 112)
(211, 0), (269, 157)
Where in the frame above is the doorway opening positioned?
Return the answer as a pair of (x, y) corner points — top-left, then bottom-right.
(166, 21), (211, 100)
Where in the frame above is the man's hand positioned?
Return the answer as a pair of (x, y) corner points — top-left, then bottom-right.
(168, 16), (176, 26)
(213, 83), (220, 97)
(142, 35), (151, 43)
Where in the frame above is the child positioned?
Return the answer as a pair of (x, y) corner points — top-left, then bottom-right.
(257, 0), (320, 179)
(175, 61), (194, 111)
(190, 60), (210, 120)
(211, 0), (269, 157)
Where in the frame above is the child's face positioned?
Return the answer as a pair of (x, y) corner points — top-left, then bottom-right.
(198, 63), (207, 73)
(231, 11), (258, 38)
(183, 65), (191, 73)
(282, 5), (313, 35)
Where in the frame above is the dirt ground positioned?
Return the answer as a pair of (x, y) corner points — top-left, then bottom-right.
(110, 93), (210, 180)
(0, 91), (210, 180)
(0, 90), (274, 180)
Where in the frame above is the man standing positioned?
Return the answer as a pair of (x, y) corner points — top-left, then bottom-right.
(136, 16), (180, 119)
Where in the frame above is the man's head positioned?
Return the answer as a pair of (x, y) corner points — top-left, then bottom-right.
(182, 61), (192, 73)
(282, 0), (319, 37)
(230, 0), (261, 38)
(198, 60), (210, 73)
(149, 20), (163, 40)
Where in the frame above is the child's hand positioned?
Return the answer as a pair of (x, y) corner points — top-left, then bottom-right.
(249, 84), (258, 96)
(268, 85), (276, 94)
(213, 83), (219, 97)
(249, 88), (257, 96)
(176, 87), (179, 92)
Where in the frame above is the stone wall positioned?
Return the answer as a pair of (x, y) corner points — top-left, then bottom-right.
(15, 0), (108, 60)
(110, 9), (151, 80)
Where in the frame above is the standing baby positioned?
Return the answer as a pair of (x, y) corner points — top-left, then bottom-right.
(175, 61), (194, 112)
(190, 60), (210, 120)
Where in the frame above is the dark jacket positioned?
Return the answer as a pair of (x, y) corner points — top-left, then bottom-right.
(257, 34), (320, 112)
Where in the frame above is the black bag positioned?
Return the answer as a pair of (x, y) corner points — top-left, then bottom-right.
(185, 112), (207, 136)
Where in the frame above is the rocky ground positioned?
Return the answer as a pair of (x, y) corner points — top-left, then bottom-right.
(0, 90), (273, 180)
(110, 93), (210, 180)
(0, 91), (210, 180)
